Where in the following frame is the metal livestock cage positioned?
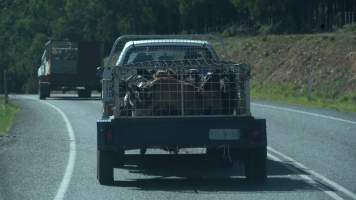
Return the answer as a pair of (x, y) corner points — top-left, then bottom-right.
(113, 61), (251, 118)
(103, 36), (250, 118)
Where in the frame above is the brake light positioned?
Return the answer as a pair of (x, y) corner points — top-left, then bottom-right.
(105, 131), (113, 144)
(247, 130), (260, 142)
(252, 130), (259, 139)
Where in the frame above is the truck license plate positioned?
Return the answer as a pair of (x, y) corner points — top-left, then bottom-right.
(209, 129), (240, 140)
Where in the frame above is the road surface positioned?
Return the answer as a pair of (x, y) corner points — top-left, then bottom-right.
(1, 94), (355, 200)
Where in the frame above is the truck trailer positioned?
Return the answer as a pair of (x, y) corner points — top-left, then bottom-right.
(37, 41), (101, 99)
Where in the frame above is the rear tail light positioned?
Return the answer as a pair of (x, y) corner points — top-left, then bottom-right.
(252, 130), (260, 139)
(105, 131), (113, 144)
(247, 129), (261, 142)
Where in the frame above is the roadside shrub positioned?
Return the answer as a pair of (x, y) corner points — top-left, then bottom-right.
(258, 25), (274, 35)
(222, 24), (252, 37)
(339, 24), (356, 33)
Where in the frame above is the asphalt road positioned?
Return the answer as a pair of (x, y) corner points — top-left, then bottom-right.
(1, 94), (356, 200)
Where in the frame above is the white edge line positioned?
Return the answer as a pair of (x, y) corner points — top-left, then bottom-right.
(253, 102), (356, 199)
(267, 152), (344, 200)
(251, 102), (356, 199)
(16, 97), (356, 199)
(252, 103), (356, 125)
(268, 146), (356, 200)
(40, 100), (76, 200)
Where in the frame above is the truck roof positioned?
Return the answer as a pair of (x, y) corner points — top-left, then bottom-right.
(124, 39), (209, 49)
(116, 39), (216, 65)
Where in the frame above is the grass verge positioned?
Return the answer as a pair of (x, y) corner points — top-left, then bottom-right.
(251, 82), (356, 113)
(0, 97), (20, 136)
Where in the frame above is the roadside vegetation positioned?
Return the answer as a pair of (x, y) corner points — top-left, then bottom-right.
(221, 25), (356, 113)
(1, 0), (355, 94)
(0, 0), (355, 113)
(251, 84), (356, 113)
(0, 97), (20, 135)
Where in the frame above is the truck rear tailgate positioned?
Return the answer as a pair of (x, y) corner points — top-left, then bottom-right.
(97, 116), (266, 149)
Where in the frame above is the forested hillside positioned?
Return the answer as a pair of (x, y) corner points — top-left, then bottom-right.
(1, 0), (356, 93)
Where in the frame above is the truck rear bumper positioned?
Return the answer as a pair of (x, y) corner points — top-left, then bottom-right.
(39, 75), (100, 89)
(97, 116), (266, 151)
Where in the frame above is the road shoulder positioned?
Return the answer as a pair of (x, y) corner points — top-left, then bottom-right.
(0, 96), (70, 200)
(0, 97), (20, 137)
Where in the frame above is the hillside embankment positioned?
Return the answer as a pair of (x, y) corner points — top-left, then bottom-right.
(221, 27), (356, 112)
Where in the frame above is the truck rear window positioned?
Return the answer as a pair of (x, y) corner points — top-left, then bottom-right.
(123, 46), (213, 65)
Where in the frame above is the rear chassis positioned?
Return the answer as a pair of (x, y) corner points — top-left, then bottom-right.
(97, 116), (267, 185)
(98, 116), (266, 150)
(39, 74), (101, 96)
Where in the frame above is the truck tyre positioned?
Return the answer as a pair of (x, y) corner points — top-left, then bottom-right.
(140, 148), (147, 155)
(114, 148), (125, 167)
(83, 89), (92, 98)
(78, 89), (91, 98)
(39, 82), (50, 100)
(97, 150), (114, 185)
(78, 90), (84, 98)
(39, 87), (45, 100)
(244, 147), (267, 184)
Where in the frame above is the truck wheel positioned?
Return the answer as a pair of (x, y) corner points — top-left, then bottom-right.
(244, 147), (267, 184)
(39, 88), (45, 100)
(115, 148), (125, 167)
(78, 90), (84, 98)
(47, 89), (51, 98)
(39, 82), (50, 100)
(83, 89), (91, 98)
(97, 150), (114, 185)
(78, 89), (91, 98)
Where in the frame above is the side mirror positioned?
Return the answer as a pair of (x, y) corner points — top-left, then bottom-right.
(96, 66), (103, 78)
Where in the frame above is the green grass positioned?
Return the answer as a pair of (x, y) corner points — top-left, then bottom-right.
(251, 82), (356, 113)
(0, 97), (20, 135)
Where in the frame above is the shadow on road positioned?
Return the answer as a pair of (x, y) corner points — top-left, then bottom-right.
(111, 154), (319, 192)
(113, 177), (315, 193)
(46, 96), (101, 101)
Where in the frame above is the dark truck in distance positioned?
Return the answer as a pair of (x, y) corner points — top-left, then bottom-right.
(97, 35), (267, 185)
(37, 41), (101, 99)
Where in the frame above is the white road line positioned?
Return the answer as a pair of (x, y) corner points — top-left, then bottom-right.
(40, 100), (77, 200)
(15, 96), (356, 199)
(252, 103), (356, 125)
(253, 102), (356, 199)
(268, 146), (356, 200)
(267, 152), (344, 200)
